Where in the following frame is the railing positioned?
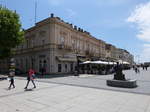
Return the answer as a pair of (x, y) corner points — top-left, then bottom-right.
(15, 44), (51, 54)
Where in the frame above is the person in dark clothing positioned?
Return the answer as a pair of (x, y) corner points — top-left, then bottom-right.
(8, 71), (15, 89)
(41, 67), (46, 76)
(24, 69), (36, 89)
(145, 66), (148, 70)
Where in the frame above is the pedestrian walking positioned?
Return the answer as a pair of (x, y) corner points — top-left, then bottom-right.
(8, 70), (15, 89)
(24, 69), (36, 89)
(134, 66), (140, 74)
(145, 66), (148, 70)
(142, 64), (145, 70)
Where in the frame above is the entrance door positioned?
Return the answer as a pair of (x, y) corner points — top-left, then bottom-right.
(39, 59), (47, 73)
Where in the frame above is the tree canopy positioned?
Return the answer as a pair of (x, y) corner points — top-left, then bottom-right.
(0, 6), (24, 59)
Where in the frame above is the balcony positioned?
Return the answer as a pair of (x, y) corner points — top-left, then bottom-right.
(15, 44), (51, 54)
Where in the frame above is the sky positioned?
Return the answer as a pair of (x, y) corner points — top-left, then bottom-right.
(1, 0), (150, 63)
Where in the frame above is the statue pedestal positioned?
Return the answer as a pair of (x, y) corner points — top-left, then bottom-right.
(106, 79), (137, 88)
(114, 73), (126, 80)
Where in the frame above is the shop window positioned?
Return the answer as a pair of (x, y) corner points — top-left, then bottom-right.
(65, 64), (67, 72)
(58, 64), (61, 72)
(70, 63), (73, 72)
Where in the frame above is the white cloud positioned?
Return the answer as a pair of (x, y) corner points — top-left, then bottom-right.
(127, 1), (150, 42)
(143, 44), (150, 48)
(140, 44), (150, 62)
(127, 1), (150, 62)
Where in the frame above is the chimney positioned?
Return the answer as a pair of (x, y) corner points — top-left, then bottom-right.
(78, 28), (81, 31)
(74, 26), (77, 30)
(51, 13), (54, 18)
(70, 23), (73, 27)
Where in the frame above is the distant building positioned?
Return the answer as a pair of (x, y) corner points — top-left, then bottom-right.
(117, 49), (134, 64)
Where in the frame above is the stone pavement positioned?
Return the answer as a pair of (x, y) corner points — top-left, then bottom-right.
(1, 68), (150, 112)
(36, 67), (150, 95)
(0, 76), (150, 112)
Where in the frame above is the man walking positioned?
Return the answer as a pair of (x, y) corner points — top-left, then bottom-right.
(8, 70), (15, 89)
(24, 69), (36, 89)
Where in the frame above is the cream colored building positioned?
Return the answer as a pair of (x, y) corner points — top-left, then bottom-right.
(105, 44), (133, 64)
(14, 14), (108, 74)
(0, 14), (133, 74)
(117, 49), (134, 64)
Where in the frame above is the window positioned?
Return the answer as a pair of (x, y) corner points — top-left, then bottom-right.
(31, 58), (34, 69)
(16, 59), (19, 66)
(26, 40), (29, 48)
(31, 39), (34, 47)
(42, 40), (45, 46)
(20, 58), (23, 68)
(58, 64), (61, 72)
(43, 60), (47, 68)
(72, 39), (75, 50)
(39, 60), (42, 72)
(65, 64), (67, 72)
(70, 63), (73, 72)
(26, 58), (28, 71)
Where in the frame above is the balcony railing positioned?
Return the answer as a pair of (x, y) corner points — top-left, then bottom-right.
(15, 44), (51, 54)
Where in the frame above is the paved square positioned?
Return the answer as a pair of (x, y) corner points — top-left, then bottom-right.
(1, 68), (150, 112)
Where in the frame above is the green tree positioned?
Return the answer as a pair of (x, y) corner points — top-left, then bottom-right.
(0, 6), (24, 59)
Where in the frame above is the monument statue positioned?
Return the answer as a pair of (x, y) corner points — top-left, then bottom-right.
(107, 62), (137, 88)
(113, 62), (126, 80)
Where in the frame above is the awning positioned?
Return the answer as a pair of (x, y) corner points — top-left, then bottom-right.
(91, 61), (109, 65)
(80, 60), (117, 65)
(108, 62), (115, 65)
(80, 60), (130, 65)
(118, 60), (130, 64)
(122, 61), (130, 64)
(56, 56), (77, 62)
(81, 61), (92, 64)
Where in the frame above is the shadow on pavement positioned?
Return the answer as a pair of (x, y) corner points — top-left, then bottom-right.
(1, 73), (76, 79)
(24, 88), (34, 91)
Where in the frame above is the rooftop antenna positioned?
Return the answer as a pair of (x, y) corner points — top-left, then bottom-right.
(34, 0), (37, 25)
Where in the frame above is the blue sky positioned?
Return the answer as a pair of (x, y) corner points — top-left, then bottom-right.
(1, 0), (150, 62)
